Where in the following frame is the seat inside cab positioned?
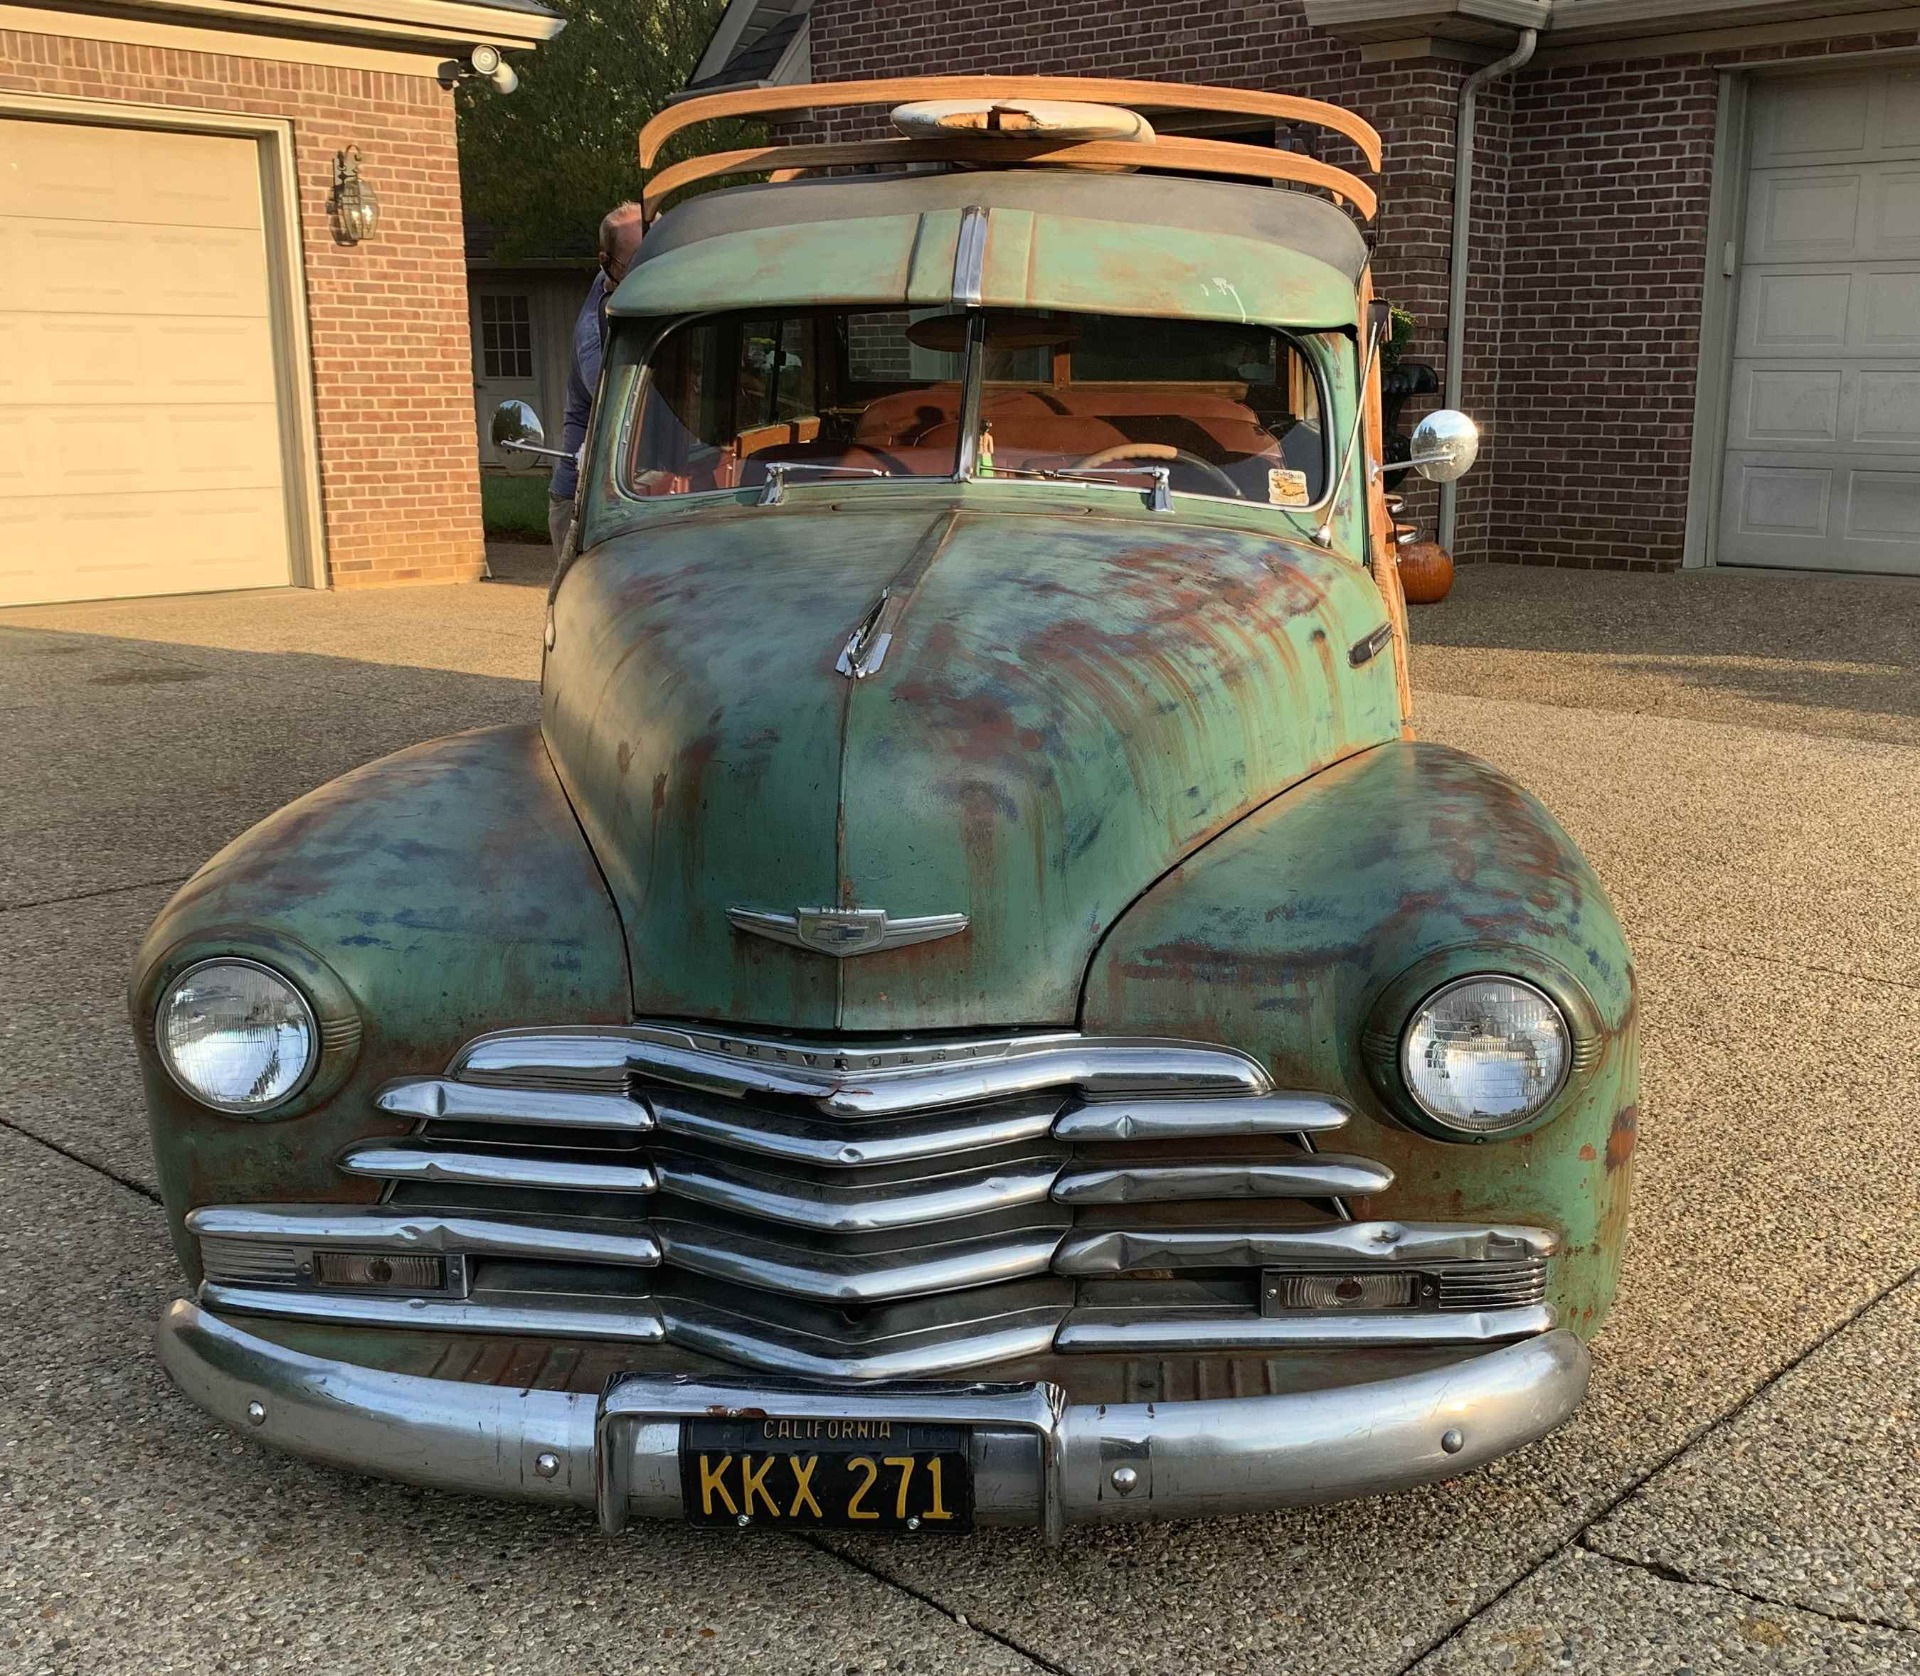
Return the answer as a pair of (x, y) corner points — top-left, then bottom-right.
(627, 307), (1329, 505)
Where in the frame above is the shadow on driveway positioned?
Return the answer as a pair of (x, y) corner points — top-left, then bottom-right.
(1409, 564), (1920, 743)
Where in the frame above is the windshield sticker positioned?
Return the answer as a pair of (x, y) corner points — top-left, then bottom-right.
(1268, 468), (1311, 507)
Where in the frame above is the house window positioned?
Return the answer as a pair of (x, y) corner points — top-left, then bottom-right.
(479, 294), (533, 380)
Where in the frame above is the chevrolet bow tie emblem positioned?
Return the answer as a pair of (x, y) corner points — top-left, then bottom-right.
(727, 906), (969, 958)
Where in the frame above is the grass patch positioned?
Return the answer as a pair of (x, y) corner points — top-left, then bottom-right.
(482, 471), (552, 539)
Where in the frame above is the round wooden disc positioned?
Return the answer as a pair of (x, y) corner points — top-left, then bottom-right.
(890, 98), (1155, 144)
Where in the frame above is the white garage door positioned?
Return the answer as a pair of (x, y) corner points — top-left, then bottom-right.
(1720, 68), (1920, 574)
(0, 117), (294, 606)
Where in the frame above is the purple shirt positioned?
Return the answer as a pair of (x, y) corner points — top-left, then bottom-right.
(552, 270), (609, 502)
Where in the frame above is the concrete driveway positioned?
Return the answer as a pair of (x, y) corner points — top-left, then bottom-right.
(3, 550), (1917, 1675)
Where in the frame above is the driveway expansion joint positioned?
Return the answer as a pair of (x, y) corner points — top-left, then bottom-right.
(1396, 1257), (1920, 1674)
(801, 1533), (1075, 1675)
(1, 873), (190, 916)
(0, 1113), (163, 1205)
(1573, 1538), (1920, 1641)
(1638, 932), (1920, 995)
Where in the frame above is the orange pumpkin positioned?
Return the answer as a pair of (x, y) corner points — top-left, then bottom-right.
(1397, 540), (1455, 605)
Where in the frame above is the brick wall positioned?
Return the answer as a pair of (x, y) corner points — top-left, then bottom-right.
(1491, 60), (1718, 570)
(0, 29), (484, 587)
(802, 1), (1920, 570)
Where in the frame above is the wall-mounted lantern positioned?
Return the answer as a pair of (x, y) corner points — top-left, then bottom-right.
(328, 146), (380, 245)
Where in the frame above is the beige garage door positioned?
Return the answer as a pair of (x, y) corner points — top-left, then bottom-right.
(0, 117), (294, 605)
(1720, 68), (1920, 574)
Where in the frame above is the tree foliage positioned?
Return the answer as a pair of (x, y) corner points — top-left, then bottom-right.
(458, 0), (744, 259)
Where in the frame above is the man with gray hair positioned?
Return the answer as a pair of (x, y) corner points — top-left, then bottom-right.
(549, 201), (646, 556)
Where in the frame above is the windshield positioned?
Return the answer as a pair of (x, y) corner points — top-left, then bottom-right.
(624, 308), (1330, 507)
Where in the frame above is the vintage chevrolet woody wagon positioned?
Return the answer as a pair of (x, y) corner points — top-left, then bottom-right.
(136, 77), (1636, 1536)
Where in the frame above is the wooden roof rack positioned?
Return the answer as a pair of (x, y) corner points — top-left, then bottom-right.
(638, 76), (1382, 223)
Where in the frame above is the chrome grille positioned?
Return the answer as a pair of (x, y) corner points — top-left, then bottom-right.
(195, 1023), (1558, 1381)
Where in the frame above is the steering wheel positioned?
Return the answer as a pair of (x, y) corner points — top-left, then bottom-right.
(1072, 442), (1244, 500)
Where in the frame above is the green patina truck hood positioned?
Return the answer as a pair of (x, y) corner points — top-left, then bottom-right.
(542, 499), (1402, 1030)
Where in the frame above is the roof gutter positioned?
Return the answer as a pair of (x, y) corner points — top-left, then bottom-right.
(1439, 25), (1537, 551)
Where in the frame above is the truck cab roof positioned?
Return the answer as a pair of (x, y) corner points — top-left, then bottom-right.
(610, 166), (1370, 331)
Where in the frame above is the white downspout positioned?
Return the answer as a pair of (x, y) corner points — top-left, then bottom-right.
(1440, 27), (1538, 551)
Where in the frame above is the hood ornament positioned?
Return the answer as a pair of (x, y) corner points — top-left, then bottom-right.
(728, 906), (969, 958)
(835, 589), (894, 681)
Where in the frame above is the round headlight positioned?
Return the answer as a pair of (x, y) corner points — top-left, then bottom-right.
(1401, 976), (1570, 1137)
(156, 959), (317, 1114)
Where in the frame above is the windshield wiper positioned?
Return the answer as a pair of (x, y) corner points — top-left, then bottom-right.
(976, 463), (1173, 512)
(758, 461), (888, 505)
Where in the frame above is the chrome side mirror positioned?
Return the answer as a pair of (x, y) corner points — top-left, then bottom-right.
(1406, 410), (1481, 483)
(492, 399), (546, 451)
(490, 399), (572, 465)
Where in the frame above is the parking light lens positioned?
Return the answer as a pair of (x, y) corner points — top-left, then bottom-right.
(314, 1252), (447, 1291)
(1267, 1272), (1418, 1311)
(1401, 976), (1570, 1136)
(157, 959), (316, 1113)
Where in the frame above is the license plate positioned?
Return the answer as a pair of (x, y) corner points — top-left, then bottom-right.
(681, 1417), (974, 1531)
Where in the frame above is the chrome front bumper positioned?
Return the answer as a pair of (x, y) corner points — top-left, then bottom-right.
(157, 1300), (1590, 1535)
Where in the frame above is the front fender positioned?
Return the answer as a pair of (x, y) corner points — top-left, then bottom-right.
(1081, 742), (1637, 1339)
(131, 724), (631, 1276)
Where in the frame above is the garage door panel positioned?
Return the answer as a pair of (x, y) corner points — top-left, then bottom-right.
(1860, 268), (1920, 346)
(1721, 451), (1920, 572)
(1728, 363), (1920, 453)
(0, 116), (293, 604)
(1745, 170), (1862, 260)
(1735, 267), (1920, 357)
(31, 316), (147, 400)
(1733, 366), (1842, 444)
(0, 315), (23, 400)
(0, 219), (271, 316)
(1885, 70), (1920, 148)
(1847, 468), (1920, 540)
(1745, 160), (1920, 262)
(1750, 73), (1874, 165)
(1752, 70), (1920, 165)
(0, 488), (291, 606)
(1737, 269), (1852, 353)
(1855, 369), (1920, 445)
(4, 313), (279, 406)
(1870, 169), (1920, 253)
(143, 319), (280, 402)
(0, 120), (263, 228)
(14, 403), (284, 496)
(1725, 461), (1831, 539)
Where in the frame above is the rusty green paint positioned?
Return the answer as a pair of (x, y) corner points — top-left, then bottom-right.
(129, 725), (630, 1276)
(133, 153), (1639, 1399)
(612, 174), (1363, 329)
(608, 204), (1360, 328)
(1083, 743), (1639, 1340)
(544, 494), (1400, 1028)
